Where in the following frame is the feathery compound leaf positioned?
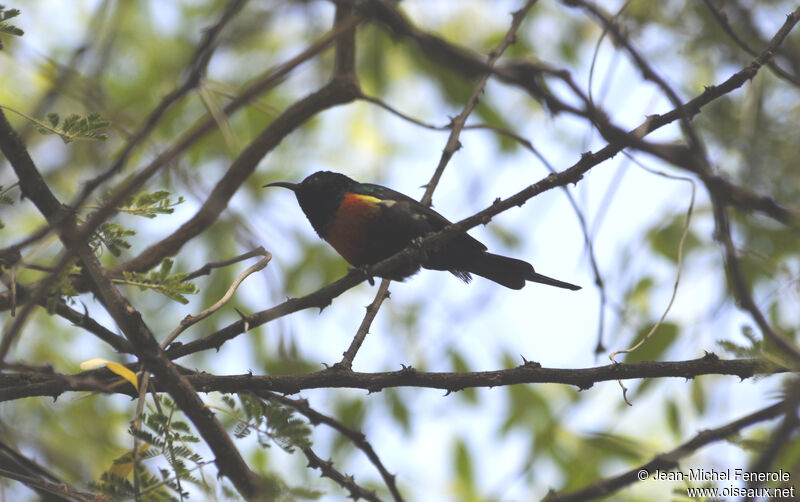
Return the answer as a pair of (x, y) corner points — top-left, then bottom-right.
(718, 326), (763, 358)
(116, 190), (185, 218)
(232, 394), (312, 453)
(32, 111), (109, 143)
(90, 222), (135, 257)
(116, 258), (198, 304)
(46, 112), (59, 127)
(0, 6), (23, 50)
(44, 259), (81, 313)
(110, 401), (207, 501)
(221, 394), (237, 410)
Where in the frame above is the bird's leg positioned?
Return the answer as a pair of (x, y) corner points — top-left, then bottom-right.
(351, 265), (375, 286)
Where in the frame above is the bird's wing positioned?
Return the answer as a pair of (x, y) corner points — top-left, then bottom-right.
(356, 183), (488, 252)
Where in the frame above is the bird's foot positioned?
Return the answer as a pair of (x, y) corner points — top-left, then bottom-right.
(351, 265), (375, 286)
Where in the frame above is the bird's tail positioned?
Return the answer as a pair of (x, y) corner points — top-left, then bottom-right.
(467, 253), (581, 291)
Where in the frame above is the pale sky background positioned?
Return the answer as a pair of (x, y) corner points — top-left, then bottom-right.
(2, 1), (787, 500)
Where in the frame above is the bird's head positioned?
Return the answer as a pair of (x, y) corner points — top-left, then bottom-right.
(264, 171), (358, 235)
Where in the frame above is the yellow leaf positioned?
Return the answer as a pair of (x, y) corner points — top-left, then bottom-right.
(105, 362), (139, 391)
(79, 357), (108, 370)
(79, 358), (138, 391)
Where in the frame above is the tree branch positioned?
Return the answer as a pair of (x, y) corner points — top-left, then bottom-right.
(420, 0), (538, 206)
(542, 399), (789, 501)
(0, 109), (264, 499)
(301, 446), (383, 502)
(0, 355), (783, 402)
(360, 0), (799, 227)
(265, 392), (404, 502)
(703, 0), (800, 87)
(338, 279), (391, 370)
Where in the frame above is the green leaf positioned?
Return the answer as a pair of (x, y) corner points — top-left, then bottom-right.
(116, 258), (198, 304)
(627, 276), (654, 313)
(33, 111), (110, 143)
(384, 388), (411, 433)
(332, 397), (365, 454)
(221, 394), (237, 410)
(474, 101), (519, 152)
(115, 190), (185, 218)
(500, 381), (552, 434)
(624, 322), (679, 398)
(690, 377), (707, 414)
(44, 260), (81, 313)
(665, 399), (681, 437)
(583, 432), (647, 463)
(453, 438), (474, 491)
(0, 184), (16, 205)
(229, 395), (312, 453)
(647, 214), (701, 263)
(91, 222), (135, 257)
(0, 6), (23, 50)
(717, 325), (762, 358)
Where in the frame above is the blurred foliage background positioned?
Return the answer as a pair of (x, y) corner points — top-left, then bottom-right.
(1, 0), (799, 500)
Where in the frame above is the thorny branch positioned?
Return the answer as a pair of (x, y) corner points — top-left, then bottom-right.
(166, 16), (800, 359)
(264, 392), (405, 502)
(541, 398), (790, 501)
(703, 0), (800, 87)
(0, 355), (783, 402)
(338, 279), (392, 369)
(0, 108), (264, 498)
(420, 0), (539, 206)
(337, 0), (540, 371)
(0, 5), (365, 498)
(359, 92), (608, 353)
(302, 446), (383, 502)
(0, 10), (365, 312)
(3, 2), (800, 501)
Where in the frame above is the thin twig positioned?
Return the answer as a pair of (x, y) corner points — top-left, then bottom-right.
(609, 157), (697, 405)
(743, 382), (800, 499)
(565, 0), (707, 162)
(0, 467), (101, 502)
(712, 199), (800, 363)
(421, 0), (539, 206)
(542, 399), (788, 501)
(338, 279), (391, 369)
(1, 94), (263, 502)
(338, 1), (539, 370)
(362, 92), (611, 351)
(133, 246), (271, 498)
(162, 248), (271, 349)
(182, 247), (268, 282)
(0, 13), (364, 345)
(302, 446), (383, 502)
(266, 391), (405, 502)
(703, 0), (800, 87)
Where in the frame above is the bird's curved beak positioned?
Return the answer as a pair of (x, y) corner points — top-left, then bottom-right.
(263, 181), (299, 191)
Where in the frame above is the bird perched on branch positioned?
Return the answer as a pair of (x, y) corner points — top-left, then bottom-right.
(265, 171), (580, 291)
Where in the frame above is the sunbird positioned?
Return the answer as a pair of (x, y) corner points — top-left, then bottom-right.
(266, 171), (580, 291)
